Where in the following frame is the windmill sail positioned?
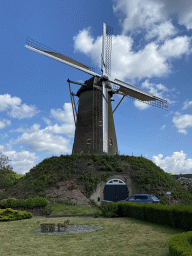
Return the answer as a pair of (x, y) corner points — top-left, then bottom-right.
(110, 78), (168, 109)
(25, 37), (100, 77)
(25, 37), (167, 109)
(43, 51), (91, 71)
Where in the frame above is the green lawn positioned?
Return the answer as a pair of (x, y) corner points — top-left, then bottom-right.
(0, 200), (188, 256)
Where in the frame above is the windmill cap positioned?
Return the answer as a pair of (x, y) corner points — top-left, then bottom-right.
(76, 76), (113, 98)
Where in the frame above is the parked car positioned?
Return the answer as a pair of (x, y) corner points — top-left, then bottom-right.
(117, 194), (160, 204)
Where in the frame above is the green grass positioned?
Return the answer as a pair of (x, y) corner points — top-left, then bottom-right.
(0, 201), (190, 256)
(1, 154), (192, 255)
(44, 199), (101, 215)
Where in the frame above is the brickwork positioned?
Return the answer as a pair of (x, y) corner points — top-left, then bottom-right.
(72, 76), (118, 155)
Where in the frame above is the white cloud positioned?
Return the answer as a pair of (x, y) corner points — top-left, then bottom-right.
(0, 94), (39, 119)
(134, 100), (150, 110)
(152, 151), (192, 174)
(7, 103), (75, 156)
(159, 36), (191, 59)
(42, 117), (52, 125)
(44, 123), (75, 138)
(50, 103), (74, 124)
(182, 100), (192, 110)
(73, 27), (94, 54)
(112, 0), (166, 34)
(0, 150), (40, 175)
(172, 113), (192, 134)
(112, 0), (192, 33)
(160, 0), (192, 30)
(0, 119), (11, 129)
(160, 125), (166, 130)
(141, 80), (169, 101)
(9, 130), (72, 155)
(9, 124), (41, 134)
(145, 20), (178, 41)
(73, 28), (102, 67)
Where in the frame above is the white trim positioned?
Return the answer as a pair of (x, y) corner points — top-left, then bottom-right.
(106, 179), (126, 185)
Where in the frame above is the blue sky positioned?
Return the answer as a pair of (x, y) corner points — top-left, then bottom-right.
(1, 0), (192, 176)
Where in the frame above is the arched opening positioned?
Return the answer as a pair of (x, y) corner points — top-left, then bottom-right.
(87, 138), (91, 144)
(109, 138), (113, 145)
(103, 179), (129, 202)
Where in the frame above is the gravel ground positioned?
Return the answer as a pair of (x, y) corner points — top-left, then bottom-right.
(34, 224), (104, 235)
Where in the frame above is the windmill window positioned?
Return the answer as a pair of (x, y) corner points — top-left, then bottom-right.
(87, 138), (91, 144)
(109, 138), (113, 145)
(99, 121), (102, 127)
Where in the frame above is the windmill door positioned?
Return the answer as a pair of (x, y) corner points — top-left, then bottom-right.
(104, 179), (129, 202)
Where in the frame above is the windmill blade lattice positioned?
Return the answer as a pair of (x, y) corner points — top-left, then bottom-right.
(105, 24), (113, 77)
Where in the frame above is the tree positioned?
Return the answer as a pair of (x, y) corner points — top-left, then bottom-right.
(0, 152), (13, 171)
(0, 153), (23, 189)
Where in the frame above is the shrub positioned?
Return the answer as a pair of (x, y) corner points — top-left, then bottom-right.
(91, 154), (98, 162)
(106, 165), (112, 171)
(38, 192), (46, 198)
(111, 162), (117, 168)
(88, 160), (93, 166)
(93, 210), (100, 218)
(101, 202), (118, 218)
(89, 199), (98, 207)
(100, 165), (106, 170)
(60, 174), (68, 181)
(116, 166), (123, 172)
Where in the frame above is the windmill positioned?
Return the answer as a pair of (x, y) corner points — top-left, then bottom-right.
(25, 23), (168, 155)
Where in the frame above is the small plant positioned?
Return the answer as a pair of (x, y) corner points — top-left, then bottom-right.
(111, 162), (117, 168)
(60, 174), (68, 181)
(88, 160), (93, 166)
(55, 183), (60, 189)
(100, 165), (106, 170)
(40, 209), (47, 215)
(116, 166), (123, 172)
(106, 165), (112, 171)
(93, 210), (100, 218)
(101, 159), (107, 165)
(89, 199), (98, 207)
(38, 192), (46, 198)
(91, 154), (98, 161)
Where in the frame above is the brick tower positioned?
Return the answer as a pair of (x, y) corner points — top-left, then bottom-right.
(72, 76), (118, 155)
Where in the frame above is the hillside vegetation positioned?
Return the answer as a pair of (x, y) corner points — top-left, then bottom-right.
(1, 154), (192, 206)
